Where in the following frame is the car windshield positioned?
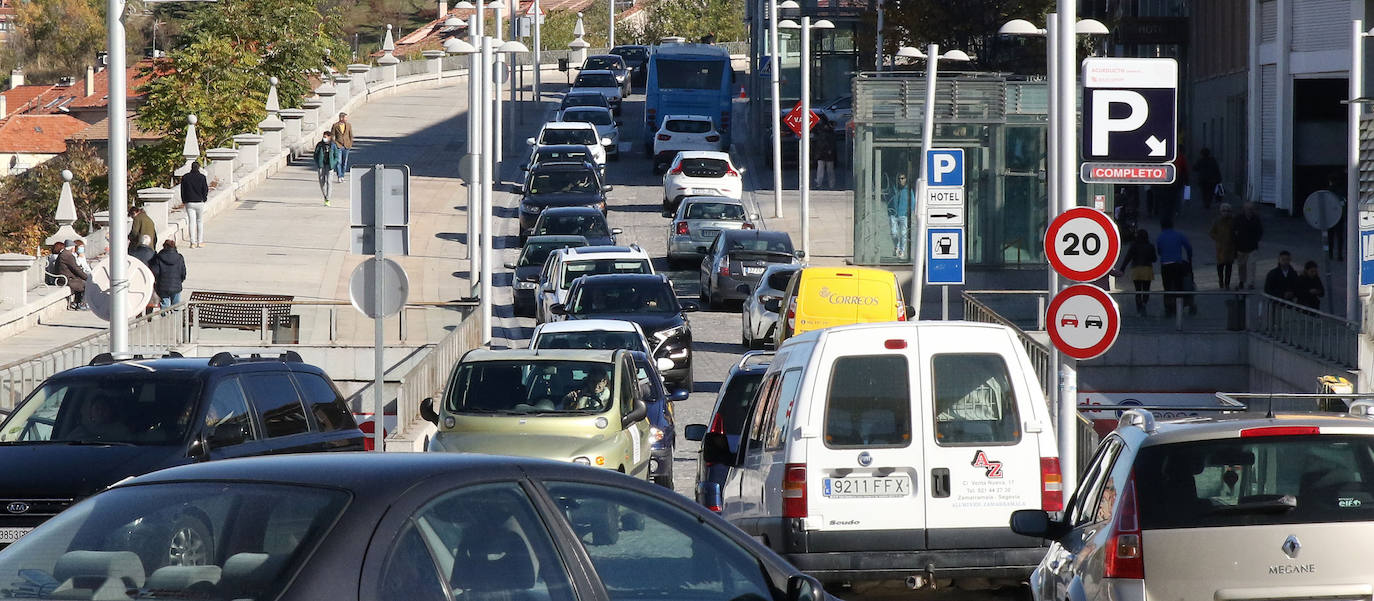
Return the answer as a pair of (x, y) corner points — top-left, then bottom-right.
(726, 235), (793, 254)
(569, 281), (678, 314)
(445, 360), (617, 414)
(535, 330), (644, 352)
(612, 47), (648, 60)
(678, 158), (729, 177)
(520, 239), (585, 267)
(562, 94), (607, 108)
(536, 213), (609, 238)
(529, 170), (597, 195)
(560, 259), (653, 288)
(666, 119), (712, 134)
(574, 74), (618, 88)
(535, 148), (591, 165)
(0, 374), (203, 445)
(684, 202), (745, 221)
(0, 481), (349, 601)
(541, 128), (598, 146)
(564, 109), (613, 126)
(583, 57), (622, 70)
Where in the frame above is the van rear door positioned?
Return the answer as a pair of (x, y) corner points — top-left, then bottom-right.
(918, 326), (1045, 550)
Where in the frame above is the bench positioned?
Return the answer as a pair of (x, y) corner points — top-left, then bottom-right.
(189, 292), (299, 342)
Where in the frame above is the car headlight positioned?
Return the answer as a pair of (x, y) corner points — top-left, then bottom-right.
(653, 324), (687, 342)
(516, 281), (537, 289)
(521, 204), (541, 214)
(649, 427), (665, 442)
(572, 456), (591, 465)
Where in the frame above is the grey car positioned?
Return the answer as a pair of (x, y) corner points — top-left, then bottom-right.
(699, 229), (801, 310)
(582, 54), (631, 95)
(740, 263), (799, 348)
(666, 196), (758, 266)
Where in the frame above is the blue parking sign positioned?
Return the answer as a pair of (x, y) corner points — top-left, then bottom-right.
(1362, 229), (1374, 286)
(926, 149), (964, 187)
(927, 227), (965, 285)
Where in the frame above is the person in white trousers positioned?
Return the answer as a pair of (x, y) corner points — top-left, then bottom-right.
(180, 162), (210, 248)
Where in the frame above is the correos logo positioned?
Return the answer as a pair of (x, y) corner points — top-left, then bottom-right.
(817, 286), (879, 306)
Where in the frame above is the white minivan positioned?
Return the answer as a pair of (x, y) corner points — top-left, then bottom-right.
(714, 321), (1061, 591)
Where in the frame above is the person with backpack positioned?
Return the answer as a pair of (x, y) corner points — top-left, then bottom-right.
(149, 239), (187, 308)
(313, 132), (339, 206)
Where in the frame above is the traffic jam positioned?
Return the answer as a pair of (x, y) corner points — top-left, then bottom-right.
(1, 40), (1371, 601)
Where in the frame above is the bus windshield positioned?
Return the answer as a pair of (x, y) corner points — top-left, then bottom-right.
(655, 59), (726, 90)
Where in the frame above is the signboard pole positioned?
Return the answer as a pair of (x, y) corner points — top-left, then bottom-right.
(1055, 1), (1079, 500)
(941, 286), (949, 320)
(911, 43), (938, 318)
(1046, 16), (1062, 424)
(372, 165), (386, 453)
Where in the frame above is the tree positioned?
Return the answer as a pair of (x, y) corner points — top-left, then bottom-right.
(875, 0), (1053, 72)
(0, 143), (109, 254)
(0, 0), (105, 83)
(539, 1), (611, 51)
(621, 0), (745, 45)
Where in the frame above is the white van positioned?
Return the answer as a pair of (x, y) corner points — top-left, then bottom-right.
(714, 321), (1061, 591)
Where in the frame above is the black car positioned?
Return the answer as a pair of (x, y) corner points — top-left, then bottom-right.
(523, 144), (600, 176)
(0, 453), (834, 601)
(559, 89), (611, 112)
(699, 229), (803, 306)
(581, 54), (631, 94)
(628, 351), (689, 489)
(0, 352), (363, 552)
(552, 273), (697, 389)
(518, 163), (612, 240)
(609, 44), (650, 86)
(684, 351), (771, 510)
(530, 206), (621, 247)
(507, 235), (588, 317)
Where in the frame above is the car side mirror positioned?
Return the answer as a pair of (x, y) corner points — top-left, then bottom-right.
(764, 298), (782, 312)
(513, 183), (525, 193)
(1009, 509), (1065, 540)
(787, 575), (824, 601)
(603, 184), (614, 192)
(550, 303), (567, 315)
(526, 137), (537, 146)
(680, 301), (700, 312)
(736, 284), (750, 295)
(504, 261), (517, 269)
(684, 423), (707, 441)
(667, 388), (690, 402)
(655, 357), (675, 372)
(208, 422), (247, 448)
(794, 250), (806, 258)
(701, 431), (735, 465)
(420, 397), (439, 426)
(611, 227), (624, 235)
(601, 137), (614, 146)
(904, 305), (917, 319)
(622, 399), (648, 428)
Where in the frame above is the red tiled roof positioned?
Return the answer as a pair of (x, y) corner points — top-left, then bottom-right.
(65, 113), (162, 142)
(67, 63), (156, 109)
(0, 114), (90, 153)
(0, 84), (60, 119)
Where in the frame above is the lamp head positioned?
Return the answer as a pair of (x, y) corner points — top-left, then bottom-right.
(812, 19), (835, 29)
(998, 19), (1044, 36)
(777, 19), (800, 28)
(895, 46), (925, 59)
(941, 49), (971, 62)
(444, 37), (477, 53)
(1075, 19), (1110, 35)
(778, 0), (800, 8)
(444, 15), (464, 27)
(498, 40), (529, 53)
(453, 1), (475, 7)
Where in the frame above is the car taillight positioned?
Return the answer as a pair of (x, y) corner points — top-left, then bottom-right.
(1104, 475), (1143, 579)
(1040, 457), (1063, 512)
(705, 134), (720, 142)
(719, 264), (730, 277)
(657, 133), (672, 141)
(726, 168), (740, 177)
(786, 305), (795, 329)
(782, 463), (807, 518)
(676, 221), (689, 235)
(742, 222), (755, 230)
(668, 165), (682, 175)
(709, 412), (725, 435)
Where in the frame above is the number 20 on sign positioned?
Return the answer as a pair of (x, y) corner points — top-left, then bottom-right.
(1044, 207), (1121, 282)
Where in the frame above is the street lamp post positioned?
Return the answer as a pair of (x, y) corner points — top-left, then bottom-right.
(477, 37), (529, 344)
(771, 0), (797, 219)
(779, 17), (833, 257)
(455, 3), (481, 277)
(444, 24), (477, 290)
(1349, 20), (1372, 320)
(492, 0), (506, 164)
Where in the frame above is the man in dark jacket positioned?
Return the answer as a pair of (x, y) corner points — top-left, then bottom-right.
(181, 161), (209, 248)
(1264, 250), (1299, 302)
(51, 241), (89, 309)
(149, 239), (187, 308)
(1231, 201), (1263, 289)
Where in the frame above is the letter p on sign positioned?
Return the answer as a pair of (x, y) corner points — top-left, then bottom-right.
(925, 149), (964, 187)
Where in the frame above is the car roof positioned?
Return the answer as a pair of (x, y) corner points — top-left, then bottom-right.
(586, 54), (623, 61)
(525, 234), (589, 244)
(798, 265), (898, 282)
(463, 348), (620, 363)
(683, 196), (743, 205)
(562, 105), (613, 114)
(677, 150), (731, 160)
(663, 114), (713, 122)
(47, 355), (320, 379)
(536, 319), (643, 334)
(565, 90), (604, 97)
(529, 161), (597, 173)
(540, 206), (604, 216)
(542, 121), (596, 130)
(786, 320), (1009, 345)
(721, 229), (788, 241)
(536, 144), (594, 153)
(651, 44), (730, 58)
(564, 245), (649, 258)
(574, 273), (669, 286)
(1127, 412), (1374, 447)
(577, 69), (616, 76)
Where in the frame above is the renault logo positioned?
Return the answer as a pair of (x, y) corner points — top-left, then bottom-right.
(5, 502), (29, 514)
(1281, 535), (1301, 559)
(857, 451), (872, 467)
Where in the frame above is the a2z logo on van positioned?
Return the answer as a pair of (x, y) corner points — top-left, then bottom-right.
(971, 450), (1003, 478)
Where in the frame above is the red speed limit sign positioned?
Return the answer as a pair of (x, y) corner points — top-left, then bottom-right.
(1044, 207), (1121, 282)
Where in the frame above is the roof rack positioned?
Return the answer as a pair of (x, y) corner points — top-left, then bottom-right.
(1076, 397), (1248, 414)
(1214, 391), (1374, 418)
(207, 350), (304, 367)
(88, 351), (185, 366)
(735, 351), (774, 370)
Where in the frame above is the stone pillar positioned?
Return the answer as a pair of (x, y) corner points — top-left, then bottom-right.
(332, 73), (353, 107)
(44, 170), (83, 246)
(231, 133), (264, 174)
(570, 13), (589, 66)
(257, 77), (285, 157)
(0, 254), (32, 306)
(301, 98), (323, 133)
(205, 147), (238, 190)
(174, 114), (201, 177)
(348, 64), (371, 96)
(378, 24), (401, 84)
(280, 108), (305, 155)
(424, 49), (446, 80)
(136, 187), (175, 245)
(315, 78), (337, 119)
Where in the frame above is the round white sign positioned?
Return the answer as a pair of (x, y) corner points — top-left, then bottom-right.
(1046, 284), (1121, 360)
(1044, 208), (1121, 282)
(86, 257), (157, 321)
(1303, 190), (1344, 231)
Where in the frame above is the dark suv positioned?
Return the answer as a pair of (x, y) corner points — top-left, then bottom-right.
(0, 351), (363, 552)
(684, 351), (772, 510)
(518, 162), (611, 240)
(552, 273), (697, 389)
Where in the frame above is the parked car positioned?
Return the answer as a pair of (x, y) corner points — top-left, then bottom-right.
(424, 348), (651, 478)
(552, 273), (697, 389)
(0, 453), (836, 601)
(535, 245), (655, 324)
(628, 350), (689, 488)
(581, 54), (631, 94)
(530, 206), (621, 246)
(699, 229), (801, 309)
(775, 266), (911, 346)
(1013, 403), (1374, 601)
(715, 321), (1061, 590)
(559, 89), (612, 112)
(816, 95), (852, 129)
(684, 351), (772, 510)
(571, 69), (624, 114)
(662, 151), (742, 215)
(528, 121), (611, 170)
(652, 115), (724, 174)
(558, 105), (622, 160)
(742, 264), (801, 349)
(609, 44), (650, 86)
(507, 235), (588, 317)
(523, 143), (599, 177)
(0, 351), (363, 553)
(518, 162), (611, 240)
(667, 196), (757, 266)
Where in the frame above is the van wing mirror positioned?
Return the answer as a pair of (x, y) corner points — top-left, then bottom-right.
(786, 575), (823, 601)
(1009, 509), (1066, 539)
(622, 399), (648, 428)
(684, 423), (707, 441)
(208, 422), (247, 448)
(420, 397), (440, 426)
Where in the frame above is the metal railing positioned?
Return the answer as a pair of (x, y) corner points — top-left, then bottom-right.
(1250, 295), (1359, 368)
(393, 306), (483, 439)
(963, 291), (1051, 394)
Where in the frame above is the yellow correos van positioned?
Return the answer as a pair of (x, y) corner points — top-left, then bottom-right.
(774, 266), (909, 345)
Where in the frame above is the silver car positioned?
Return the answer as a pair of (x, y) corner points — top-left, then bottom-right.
(1012, 401), (1374, 601)
(665, 196), (757, 266)
(699, 229), (801, 310)
(740, 264), (798, 348)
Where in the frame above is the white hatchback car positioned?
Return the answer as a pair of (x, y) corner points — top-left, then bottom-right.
(558, 106), (621, 160)
(528, 122), (611, 172)
(661, 151), (742, 215)
(572, 69), (623, 115)
(534, 245), (656, 324)
(652, 115), (724, 174)
(529, 319), (653, 355)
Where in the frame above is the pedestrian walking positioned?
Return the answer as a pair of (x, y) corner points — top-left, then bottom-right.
(128, 205), (157, 253)
(330, 113), (354, 182)
(1118, 228), (1157, 316)
(1208, 203), (1236, 289)
(51, 241), (88, 310)
(313, 132), (339, 205)
(150, 239), (187, 308)
(1232, 201), (1263, 289)
(1264, 250), (1300, 303)
(130, 235), (156, 266)
(1156, 217), (1196, 316)
(1194, 148), (1222, 209)
(884, 172), (915, 259)
(813, 119), (837, 189)
(1295, 260), (1325, 310)
(181, 161), (209, 248)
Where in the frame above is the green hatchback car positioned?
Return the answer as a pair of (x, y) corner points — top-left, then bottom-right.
(421, 349), (652, 479)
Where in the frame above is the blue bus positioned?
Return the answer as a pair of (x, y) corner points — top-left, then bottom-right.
(643, 43), (734, 151)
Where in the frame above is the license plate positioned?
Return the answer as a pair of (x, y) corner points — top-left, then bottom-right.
(702, 228), (720, 238)
(690, 188), (718, 196)
(743, 267), (764, 275)
(823, 475), (911, 498)
(0, 527), (33, 544)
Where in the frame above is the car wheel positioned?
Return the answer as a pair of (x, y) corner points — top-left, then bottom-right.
(165, 514), (214, 567)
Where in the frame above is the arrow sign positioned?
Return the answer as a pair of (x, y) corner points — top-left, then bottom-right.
(1146, 135), (1166, 157)
(926, 205), (964, 226)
